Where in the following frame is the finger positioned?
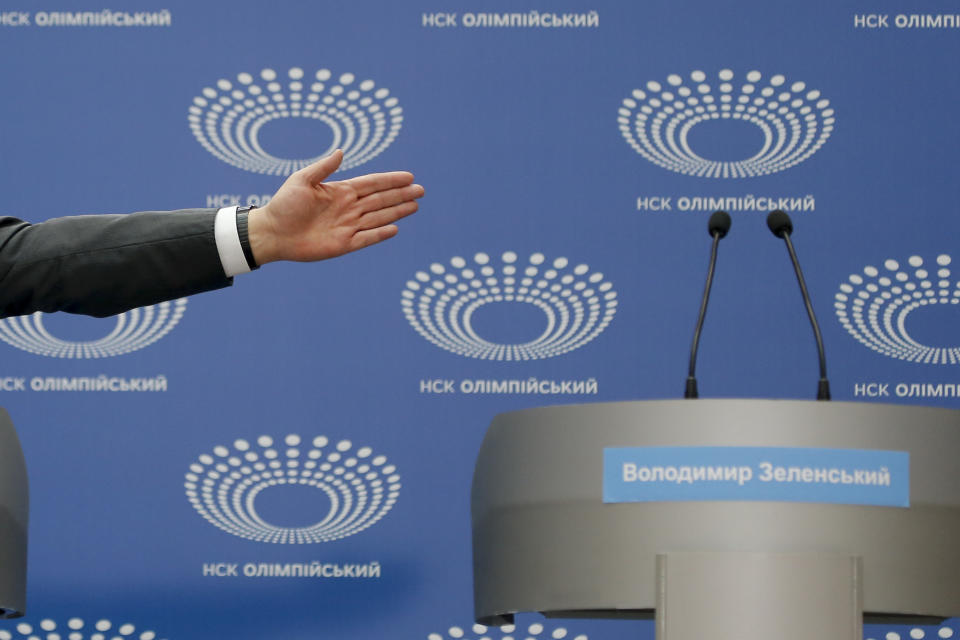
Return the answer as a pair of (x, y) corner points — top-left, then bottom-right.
(349, 224), (399, 252)
(301, 149), (344, 183)
(342, 171), (415, 197)
(356, 184), (424, 214)
(357, 201), (418, 231)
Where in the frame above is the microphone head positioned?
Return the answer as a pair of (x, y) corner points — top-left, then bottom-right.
(767, 209), (793, 238)
(708, 210), (731, 238)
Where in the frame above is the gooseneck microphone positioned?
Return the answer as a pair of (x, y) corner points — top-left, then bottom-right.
(685, 210), (731, 399)
(766, 210), (831, 401)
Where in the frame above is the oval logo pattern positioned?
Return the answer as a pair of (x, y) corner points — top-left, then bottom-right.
(836, 253), (960, 364)
(618, 69), (835, 178)
(402, 251), (617, 360)
(188, 66), (404, 175)
(185, 434), (400, 544)
(0, 299), (187, 358)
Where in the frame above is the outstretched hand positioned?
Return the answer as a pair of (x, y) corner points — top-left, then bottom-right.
(247, 150), (423, 265)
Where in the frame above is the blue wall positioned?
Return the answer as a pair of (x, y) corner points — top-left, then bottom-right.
(1, 1), (958, 638)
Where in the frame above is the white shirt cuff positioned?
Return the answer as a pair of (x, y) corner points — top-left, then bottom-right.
(214, 206), (251, 277)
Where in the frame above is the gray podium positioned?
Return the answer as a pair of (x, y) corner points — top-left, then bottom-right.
(0, 408), (28, 618)
(471, 400), (960, 640)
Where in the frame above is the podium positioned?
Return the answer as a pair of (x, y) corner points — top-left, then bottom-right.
(0, 408), (28, 618)
(471, 400), (960, 640)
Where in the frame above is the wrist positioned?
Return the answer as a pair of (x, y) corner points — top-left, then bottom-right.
(247, 205), (279, 265)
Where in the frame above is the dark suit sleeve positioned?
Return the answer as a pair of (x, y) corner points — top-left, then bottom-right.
(0, 209), (233, 318)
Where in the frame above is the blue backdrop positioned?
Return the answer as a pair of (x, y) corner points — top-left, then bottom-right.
(1, 1), (958, 638)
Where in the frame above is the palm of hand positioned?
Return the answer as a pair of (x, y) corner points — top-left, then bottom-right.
(248, 150), (422, 265)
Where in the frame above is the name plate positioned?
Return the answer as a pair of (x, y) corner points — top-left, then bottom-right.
(603, 446), (909, 507)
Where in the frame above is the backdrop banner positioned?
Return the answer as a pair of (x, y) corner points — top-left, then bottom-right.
(1, 1), (958, 638)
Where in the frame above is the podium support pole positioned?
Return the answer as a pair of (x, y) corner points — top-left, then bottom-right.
(656, 552), (862, 640)
(0, 407), (28, 618)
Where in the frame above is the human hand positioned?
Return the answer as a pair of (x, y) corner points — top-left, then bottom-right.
(247, 150), (423, 265)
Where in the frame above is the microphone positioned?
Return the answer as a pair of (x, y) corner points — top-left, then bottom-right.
(765, 210), (831, 400)
(766, 209), (792, 238)
(685, 210), (731, 399)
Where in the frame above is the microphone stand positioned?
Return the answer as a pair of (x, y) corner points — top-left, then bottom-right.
(768, 210), (831, 401)
(686, 211), (730, 398)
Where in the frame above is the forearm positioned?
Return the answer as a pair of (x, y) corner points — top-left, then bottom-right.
(0, 210), (232, 318)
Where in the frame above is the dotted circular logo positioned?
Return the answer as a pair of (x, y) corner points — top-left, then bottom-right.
(868, 626), (956, 640)
(0, 299), (187, 358)
(0, 617), (164, 640)
(402, 252), (618, 360)
(188, 67), (403, 175)
(423, 621), (958, 640)
(185, 434), (400, 544)
(835, 254), (960, 364)
(428, 621), (587, 640)
(618, 69), (835, 178)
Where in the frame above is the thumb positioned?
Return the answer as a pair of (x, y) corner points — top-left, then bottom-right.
(302, 149), (344, 183)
